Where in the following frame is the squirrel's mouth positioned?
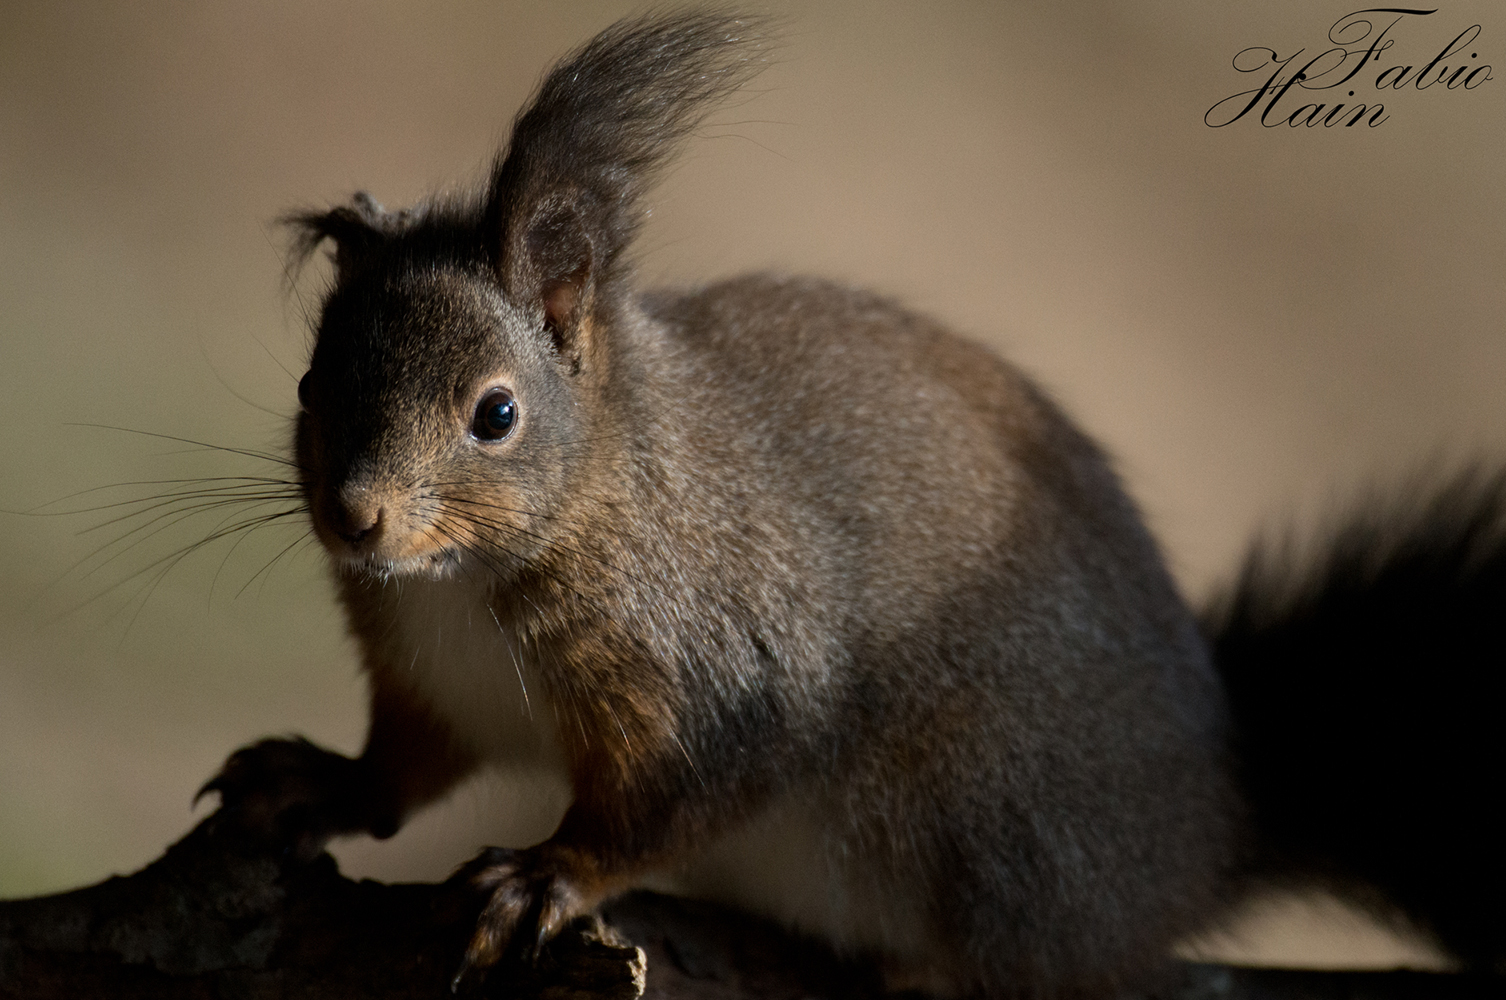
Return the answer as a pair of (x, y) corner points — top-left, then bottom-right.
(311, 502), (468, 580)
(335, 545), (464, 582)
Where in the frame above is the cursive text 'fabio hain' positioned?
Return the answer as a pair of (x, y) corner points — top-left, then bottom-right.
(1206, 8), (1493, 128)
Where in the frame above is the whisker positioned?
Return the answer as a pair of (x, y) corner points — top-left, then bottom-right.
(432, 492), (602, 533)
(486, 601), (532, 719)
(672, 732), (705, 789)
(75, 488), (304, 533)
(603, 698), (631, 752)
(58, 507), (307, 621)
(430, 519), (519, 582)
(235, 528), (318, 600)
(116, 509), (308, 587)
(63, 423), (297, 468)
(198, 337), (291, 421)
(74, 496), (305, 576)
(15, 476), (300, 516)
(426, 520), (550, 621)
(435, 501), (676, 603)
(207, 501), (310, 601)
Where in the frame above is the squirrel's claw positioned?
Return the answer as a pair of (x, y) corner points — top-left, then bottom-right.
(449, 845), (591, 990)
(195, 736), (371, 860)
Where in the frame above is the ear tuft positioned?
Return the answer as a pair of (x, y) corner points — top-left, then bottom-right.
(487, 11), (776, 367)
(284, 191), (411, 280)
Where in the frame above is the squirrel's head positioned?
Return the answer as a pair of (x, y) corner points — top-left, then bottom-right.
(286, 12), (770, 581)
(290, 214), (591, 580)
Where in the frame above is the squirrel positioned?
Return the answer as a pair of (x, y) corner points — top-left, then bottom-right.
(200, 11), (1506, 998)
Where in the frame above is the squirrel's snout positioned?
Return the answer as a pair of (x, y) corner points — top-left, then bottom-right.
(326, 486), (385, 552)
(312, 478), (459, 575)
(335, 506), (381, 547)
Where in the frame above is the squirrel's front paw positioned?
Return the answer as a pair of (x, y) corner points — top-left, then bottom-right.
(198, 736), (381, 859)
(450, 845), (602, 990)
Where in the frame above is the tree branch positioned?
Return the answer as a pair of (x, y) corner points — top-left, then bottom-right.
(0, 814), (1488, 998)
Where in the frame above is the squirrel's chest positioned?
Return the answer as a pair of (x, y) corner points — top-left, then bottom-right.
(375, 575), (566, 773)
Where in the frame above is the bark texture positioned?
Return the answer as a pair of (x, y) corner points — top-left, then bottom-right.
(0, 814), (1488, 999)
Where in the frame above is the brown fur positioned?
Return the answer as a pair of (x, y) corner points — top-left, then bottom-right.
(204, 13), (1250, 998)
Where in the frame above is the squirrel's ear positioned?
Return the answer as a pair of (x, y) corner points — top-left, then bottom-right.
(285, 192), (396, 281)
(483, 12), (775, 371)
(496, 189), (599, 369)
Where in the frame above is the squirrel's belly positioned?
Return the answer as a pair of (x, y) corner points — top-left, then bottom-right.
(383, 574), (568, 776)
(642, 793), (934, 963)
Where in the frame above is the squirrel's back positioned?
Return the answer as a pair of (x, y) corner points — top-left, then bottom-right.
(618, 274), (1248, 992)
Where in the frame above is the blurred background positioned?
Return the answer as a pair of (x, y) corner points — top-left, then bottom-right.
(1, 0), (1501, 970)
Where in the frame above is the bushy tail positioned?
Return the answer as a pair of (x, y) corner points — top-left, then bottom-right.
(1204, 469), (1506, 973)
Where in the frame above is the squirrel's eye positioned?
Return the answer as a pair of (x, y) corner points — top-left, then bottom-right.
(297, 371), (314, 412)
(471, 387), (518, 441)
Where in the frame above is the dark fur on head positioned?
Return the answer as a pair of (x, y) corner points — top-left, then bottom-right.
(287, 10), (774, 364)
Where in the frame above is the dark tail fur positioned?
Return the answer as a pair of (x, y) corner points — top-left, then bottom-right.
(1205, 468), (1506, 973)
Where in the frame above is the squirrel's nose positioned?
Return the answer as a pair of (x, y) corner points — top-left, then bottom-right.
(337, 508), (381, 546)
(332, 487), (384, 548)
